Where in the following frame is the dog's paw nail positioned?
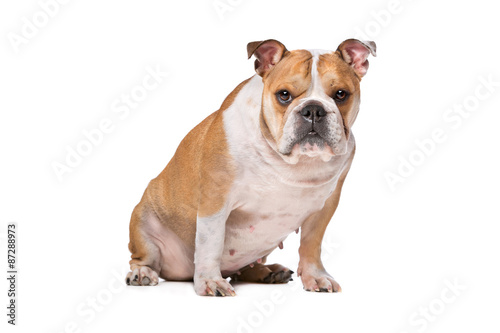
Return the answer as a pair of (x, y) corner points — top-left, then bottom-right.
(125, 267), (159, 287)
(197, 278), (235, 297)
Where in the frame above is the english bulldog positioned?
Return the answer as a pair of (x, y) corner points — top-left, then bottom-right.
(126, 38), (376, 296)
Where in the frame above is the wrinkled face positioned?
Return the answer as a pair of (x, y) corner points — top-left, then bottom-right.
(260, 49), (361, 163)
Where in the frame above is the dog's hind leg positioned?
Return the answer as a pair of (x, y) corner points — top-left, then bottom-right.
(126, 200), (161, 286)
(230, 263), (294, 284)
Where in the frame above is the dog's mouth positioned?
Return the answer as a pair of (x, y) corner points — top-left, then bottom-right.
(299, 129), (327, 145)
(289, 130), (333, 157)
(301, 136), (328, 149)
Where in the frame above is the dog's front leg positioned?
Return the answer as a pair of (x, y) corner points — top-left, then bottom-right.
(193, 207), (235, 296)
(298, 152), (355, 293)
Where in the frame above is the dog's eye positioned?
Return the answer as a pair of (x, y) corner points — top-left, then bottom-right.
(276, 90), (293, 104)
(333, 90), (348, 102)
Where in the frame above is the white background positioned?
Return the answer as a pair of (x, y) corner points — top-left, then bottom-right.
(1, 0), (499, 332)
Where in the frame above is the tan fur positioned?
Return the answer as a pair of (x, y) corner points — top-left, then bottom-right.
(128, 78), (250, 272)
(127, 39), (375, 294)
(297, 146), (355, 278)
(259, 50), (313, 145)
(318, 52), (361, 130)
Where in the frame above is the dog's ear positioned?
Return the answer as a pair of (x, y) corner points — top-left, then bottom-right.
(336, 39), (377, 79)
(247, 39), (288, 77)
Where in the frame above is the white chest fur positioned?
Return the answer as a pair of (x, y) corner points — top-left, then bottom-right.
(220, 75), (353, 273)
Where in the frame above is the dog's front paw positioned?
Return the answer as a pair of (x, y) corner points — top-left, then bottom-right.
(126, 266), (159, 286)
(299, 268), (341, 293)
(194, 276), (236, 297)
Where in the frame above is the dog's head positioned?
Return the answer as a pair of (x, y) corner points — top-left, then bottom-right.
(248, 39), (376, 164)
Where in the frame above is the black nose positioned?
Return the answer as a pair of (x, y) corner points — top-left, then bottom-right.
(300, 105), (326, 122)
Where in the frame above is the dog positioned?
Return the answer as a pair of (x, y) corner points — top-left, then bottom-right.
(126, 38), (376, 296)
